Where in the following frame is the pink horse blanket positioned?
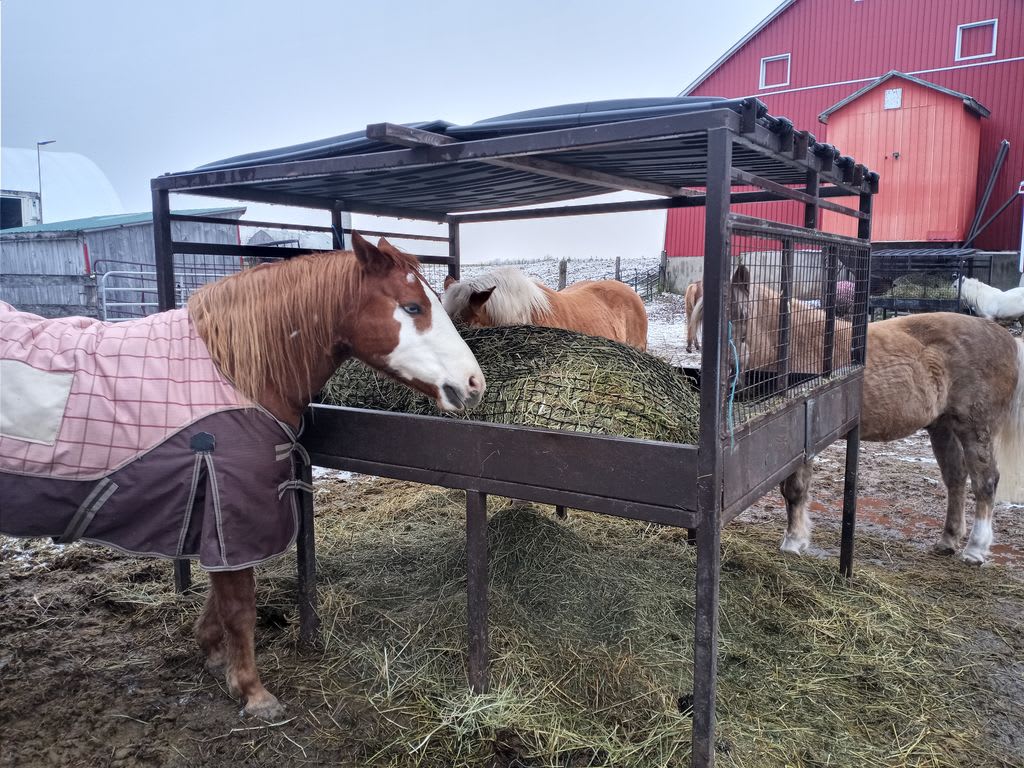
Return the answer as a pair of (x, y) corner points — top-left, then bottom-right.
(0, 302), (301, 570)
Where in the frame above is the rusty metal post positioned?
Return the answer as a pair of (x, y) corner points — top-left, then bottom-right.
(466, 490), (489, 693)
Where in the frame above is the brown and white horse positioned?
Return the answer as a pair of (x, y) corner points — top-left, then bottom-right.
(1, 233), (484, 718)
(710, 266), (1024, 564)
(442, 266), (649, 349)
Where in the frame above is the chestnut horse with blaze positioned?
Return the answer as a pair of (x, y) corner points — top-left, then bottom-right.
(442, 266), (648, 349)
(0, 234), (484, 718)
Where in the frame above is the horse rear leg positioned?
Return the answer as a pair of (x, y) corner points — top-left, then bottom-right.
(927, 422), (968, 555)
(780, 460), (815, 554)
(955, 425), (1000, 565)
(210, 568), (285, 719)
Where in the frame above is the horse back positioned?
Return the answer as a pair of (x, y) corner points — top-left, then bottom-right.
(861, 313), (1018, 441)
(551, 280), (648, 349)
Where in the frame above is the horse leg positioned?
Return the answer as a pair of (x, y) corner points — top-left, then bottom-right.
(956, 425), (1000, 565)
(210, 568), (284, 719)
(780, 460), (814, 554)
(195, 586), (227, 676)
(927, 422), (968, 555)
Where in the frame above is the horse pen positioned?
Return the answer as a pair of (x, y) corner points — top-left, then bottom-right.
(3, 99), (1024, 768)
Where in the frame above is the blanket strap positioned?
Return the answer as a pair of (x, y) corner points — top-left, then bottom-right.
(55, 478), (118, 544)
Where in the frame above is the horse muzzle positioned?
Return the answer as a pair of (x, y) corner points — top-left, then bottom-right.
(440, 373), (486, 412)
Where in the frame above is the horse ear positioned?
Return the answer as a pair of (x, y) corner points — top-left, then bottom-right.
(469, 287), (494, 310)
(731, 264), (751, 294)
(351, 232), (389, 274)
(376, 237), (404, 259)
(443, 275), (458, 290)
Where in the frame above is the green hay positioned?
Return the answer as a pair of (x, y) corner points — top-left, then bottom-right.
(321, 326), (701, 445)
(96, 478), (1024, 767)
(881, 273), (957, 300)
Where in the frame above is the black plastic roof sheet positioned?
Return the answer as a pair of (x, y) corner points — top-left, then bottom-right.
(175, 98), (847, 215)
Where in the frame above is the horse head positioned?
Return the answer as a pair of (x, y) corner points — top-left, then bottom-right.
(692, 265), (752, 374)
(442, 274), (496, 327)
(348, 234), (485, 412)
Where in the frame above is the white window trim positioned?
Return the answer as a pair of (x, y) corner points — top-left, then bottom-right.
(759, 53), (791, 89)
(955, 19), (998, 62)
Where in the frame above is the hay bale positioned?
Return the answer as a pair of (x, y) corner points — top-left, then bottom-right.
(882, 273), (957, 300)
(321, 325), (701, 444)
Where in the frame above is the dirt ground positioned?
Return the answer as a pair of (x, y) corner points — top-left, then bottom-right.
(2, 296), (1023, 767)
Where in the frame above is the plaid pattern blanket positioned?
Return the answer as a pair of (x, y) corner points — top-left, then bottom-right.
(0, 303), (301, 570)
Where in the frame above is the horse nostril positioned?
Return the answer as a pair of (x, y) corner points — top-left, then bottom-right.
(468, 374), (482, 392)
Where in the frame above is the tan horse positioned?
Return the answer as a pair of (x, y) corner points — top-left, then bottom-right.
(684, 279), (703, 353)
(780, 313), (1024, 564)
(442, 266), (648, 349)
(690, 265), (853, 375)
(706, 265), (1024, 564)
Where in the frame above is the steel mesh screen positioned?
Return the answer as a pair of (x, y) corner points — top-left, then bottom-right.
(725, 227), (869, 425)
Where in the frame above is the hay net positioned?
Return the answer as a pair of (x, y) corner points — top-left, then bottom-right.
(321, 325), (700, 445)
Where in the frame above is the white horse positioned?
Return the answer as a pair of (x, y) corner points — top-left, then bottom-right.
(956, 277), (1024, 321)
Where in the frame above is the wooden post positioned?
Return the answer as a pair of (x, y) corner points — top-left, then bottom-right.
(614, 255), (621, 281)
(660, 249), (668, 292)
(557, 259), (567, 290)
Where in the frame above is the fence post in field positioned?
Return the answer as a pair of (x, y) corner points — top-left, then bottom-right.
(660, 249), (668, 292)
(558, 259), (568, 290)
(615, 256), (621, 281)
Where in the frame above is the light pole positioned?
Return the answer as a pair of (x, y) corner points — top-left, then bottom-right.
(36, 140), (56, 224)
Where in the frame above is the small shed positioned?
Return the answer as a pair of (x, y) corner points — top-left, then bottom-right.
(0, 208), (244, 318)
(819, 71), (989, 243)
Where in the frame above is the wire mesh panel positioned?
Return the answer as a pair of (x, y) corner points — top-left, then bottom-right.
(724, 225), (869, 426)
(868, 249), (993, 317)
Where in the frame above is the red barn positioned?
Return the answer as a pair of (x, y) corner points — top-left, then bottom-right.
(665, 0), (1023, 279)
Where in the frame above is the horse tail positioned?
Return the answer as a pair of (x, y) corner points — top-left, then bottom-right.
(994, 338), (1024, 503)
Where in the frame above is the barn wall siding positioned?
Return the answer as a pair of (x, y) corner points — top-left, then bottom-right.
(667, 0), (1023, 256)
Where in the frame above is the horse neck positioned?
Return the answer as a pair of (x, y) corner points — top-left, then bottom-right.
(190, 254), (360, 426)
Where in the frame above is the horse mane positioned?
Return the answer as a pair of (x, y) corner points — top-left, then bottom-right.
(188, 247), (419, 404)
(449, 267), (552, 324)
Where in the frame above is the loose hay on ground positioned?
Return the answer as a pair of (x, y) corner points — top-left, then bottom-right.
(64, 477), (1024, 767)
(321, 326), (701, 445)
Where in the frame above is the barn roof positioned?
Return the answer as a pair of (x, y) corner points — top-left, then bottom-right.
(678, 0), (797, 95)
(0, 207), (245, 237)
(818, 71), (990, 123)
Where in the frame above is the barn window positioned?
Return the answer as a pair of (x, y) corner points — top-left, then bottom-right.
(956, 19), (997, 61)
(759, 54), (791, 89)
(1, 197), (24, 229)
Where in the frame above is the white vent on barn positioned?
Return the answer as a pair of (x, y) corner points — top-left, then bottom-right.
(884, 88), (903, 110)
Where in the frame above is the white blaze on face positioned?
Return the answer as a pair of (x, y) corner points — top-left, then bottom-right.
(385, 274), (485, 411)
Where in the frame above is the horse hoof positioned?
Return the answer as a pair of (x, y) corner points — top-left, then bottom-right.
(779, 536), (808, 555)
(932, 543), (956, 556)
(243, 693), (285, 720)
(961, 550), (986, 566)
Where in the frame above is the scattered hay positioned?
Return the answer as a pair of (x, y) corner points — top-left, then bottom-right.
(321, 326), (701, 444)
(91, 478), (1021, 767)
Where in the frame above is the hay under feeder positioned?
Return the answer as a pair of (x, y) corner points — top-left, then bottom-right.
(322, 325), (702, 445)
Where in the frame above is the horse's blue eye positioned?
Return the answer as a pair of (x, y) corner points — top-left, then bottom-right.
(403, 303), (422, 316)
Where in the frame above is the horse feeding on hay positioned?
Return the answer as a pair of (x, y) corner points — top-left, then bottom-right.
(0, 233), (485, 718)
(704, 265), (1024, 564)
(684, 279), (703, 353)
(442, 266), (648, 349)
(956, 276), (1024, 322)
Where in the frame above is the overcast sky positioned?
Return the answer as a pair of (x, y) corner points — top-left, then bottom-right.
(2, 0), (780, 261)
